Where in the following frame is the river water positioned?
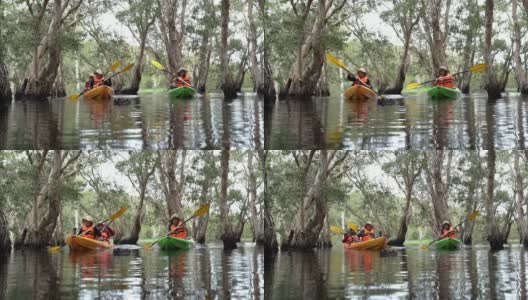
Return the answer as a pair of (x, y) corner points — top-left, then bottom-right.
(265, 243), (528, 299)
(266, 92), (528, 150)
(0, 93), (263, 150)
(0, 243), (263, 299)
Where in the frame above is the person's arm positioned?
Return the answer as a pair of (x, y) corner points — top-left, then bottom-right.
(104, 78), (112, 86)
(365, 79), (373, 89)
(347, 74), (356, 82)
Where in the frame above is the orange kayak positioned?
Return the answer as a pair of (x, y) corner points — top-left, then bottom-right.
(344, 85), (377, 101)
(83, 85), (114, 99)
(66, 235), (113, 251)
(343, 237), (387, 250)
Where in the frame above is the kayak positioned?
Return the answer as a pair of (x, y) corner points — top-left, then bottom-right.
(158, 236), (194, 250)
(169, 86), (196, 99)
(435, 238), (461, 250)
(83, 85), (114, 100)
(426, 86), (461, 100)
(344, 85), (377, 101)
(343, 237), (387, 251)
(66, 235), (113, 251)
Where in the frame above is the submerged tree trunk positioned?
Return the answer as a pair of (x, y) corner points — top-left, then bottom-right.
(121, 32), (149, 94)
(51, 60), (66, 97)
(220, 0), (238, 99)
(258, 0), (276, 102)
(119, 187), (147, 244)
(513, 0), (528, 94)
(314, 64), (330, 96)
(158, 151), (186, 218)
(193, 0), (214, 93)
(262, 150), (278, 252)
(157, 0), (187, 78)
(423, 151), (452, 235)
(0, 61), (11, 105)
(483, 0), (502, 100)
(0, 209), (11, 251)
(219, 150), (237, 249)
(248, 151), (262, 242)
(423, 0), (450, 74)
(485, 148), (505, 250)
(514, 151), (528, 247)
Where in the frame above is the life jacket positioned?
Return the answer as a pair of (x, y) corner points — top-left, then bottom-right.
(436, 74), (455, 88)
(81, 224), (96, 239)
(97, 227), (115, 242)
(169, 224), (188, 239)
(361, 227), (375, 241)
(176, 73), (192, 88)
(353, 75), (369, 87)
(84, 80), (92, 92)
(442, 225), (456, 239)
(93, 76), (105, 87)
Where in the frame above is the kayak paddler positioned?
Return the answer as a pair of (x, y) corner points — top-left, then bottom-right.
(342, 228), (359, 244)
(347, 68), (373, 89)
(173, 67), (192, 88)
(169, 214), (189, 239)
(95, 223), (115, 242)
(87, 69), (112, 90)
(78, 216), (100, 240)
(434, 66), (455, 88)
(358, 222), (375, 241)
(441, 220), (456, 239)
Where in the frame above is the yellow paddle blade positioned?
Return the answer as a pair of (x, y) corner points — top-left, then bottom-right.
(143, 243), (154, 249)
(119, 64), (135, 73)
(346, 221), (359, 231)
(405, 82), (422, 90)
(330, 225), (345, 234)
(110, 207), (128, 220)
(420, 244), (430, 250)
(469, 64), (487, 73)
(151, 60), (166, 71)
(467, 210), (480, 221)
(67, 93), (81, 101)
(110, 61), (122, 72)
(48, 245), (62, 252)
(193, 203), (211, 217)
(326, 53), (348, 70)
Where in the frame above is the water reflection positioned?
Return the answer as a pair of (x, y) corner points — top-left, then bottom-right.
(1, 244), (263, 299)
(265, 93), (528, 150)
(265, 244), (528, 299)
(0, 93), (263, 150)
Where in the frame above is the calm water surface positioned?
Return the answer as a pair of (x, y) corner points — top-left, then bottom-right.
(266, 91), (528, 150)
(265, 244), (528, 299)
(0, 93), (263, 150)
(1, 243), (263, 299)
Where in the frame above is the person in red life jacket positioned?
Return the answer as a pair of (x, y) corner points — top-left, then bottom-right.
(95, 223), (115, 242)
(358, 222), (376, 241)
(174, 68), (192, 88)
(87, 69), (112, 89)
(342, 228), (359, 244)
(169, 214), (189, 239)
(434, 66), (455, 88)
(347, 68), (373, 89)
(83, 75), (94, 92)
(441, 220), (456, 239)
(77, 216), (100, 240)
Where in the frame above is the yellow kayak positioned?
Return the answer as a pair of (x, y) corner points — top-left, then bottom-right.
(343, 237), (387, 251)
(66, 235), (113, 251)
(344, 85), (377, 101)
(84, 85), (114, 100)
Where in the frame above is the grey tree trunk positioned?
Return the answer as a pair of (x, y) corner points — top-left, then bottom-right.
(0, 209), (11, 251)
(483, 0), (502, 100)
(513, 0), (528, 94)
(220, 0), (238, 99)
(219, 150), (238, 249)
(423, 151), (452, 235)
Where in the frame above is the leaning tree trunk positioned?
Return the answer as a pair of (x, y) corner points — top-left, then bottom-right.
(513, 0), (528, 94)
(121, 32), (149, 95)
(119, 187), (147, 244)
(220, 0), (238, 99)
(248, 151), (262, 242)
(514, 151), (528, 247)
(384, 31), (412, 94)
(424, 151), (452, 234)
(483, 0), (502, 100)
(262, 150), (278, 252)
(193, 1), (213, 93)
(314, 63), (330, 96)
(389, 193), (412, 246)
(0, 209), (11, 251)
(51, 59), (66, 97)
(158, 0), (186, 77)
(258, 0), (276, 102)
(219, 150), (237, 249)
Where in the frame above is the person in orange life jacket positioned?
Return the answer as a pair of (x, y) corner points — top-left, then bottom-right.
(77, 216), (100, 240)
(342, 228), (359, 244)
(173, 68), (192, 88)
(358, 222), (375, 241)
(95, 223), (115, 242)
(83, 75), (94, 92)
(169, 214), (189, 239)
(347, 68), (373, 89)
(441, 220), (456, 239)
(87, 69), (112, 89)
(434, 66), (455, 88)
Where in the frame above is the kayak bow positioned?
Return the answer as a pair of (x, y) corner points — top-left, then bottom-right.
(426, 87), (461, 100)
(66, 235), (113, 251)
(158, 236), (194, 250)
(84, 85), (114, 100)
(343, 237), (387, 251)
(169, 86), (196, 99)
(435, 238), (461, 250)
(344, 85), (377, 101)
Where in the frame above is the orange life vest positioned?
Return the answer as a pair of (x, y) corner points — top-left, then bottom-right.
(361, 227), (375, 241)
(169, 224), (188, 239)
(81, 224), (96, 239)
(353, 75), (369, 86)
(442, 225), (456, 239)
(93, 76), (105, 86)
(176, 73), (191, 88)
(436, 74), (455, 88)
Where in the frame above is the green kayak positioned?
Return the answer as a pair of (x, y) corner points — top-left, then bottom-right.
(435, 238), (461, 250)
(426, 87), (461, 100)
(158, 237), (194, 250)
(169, 86), (196, 99)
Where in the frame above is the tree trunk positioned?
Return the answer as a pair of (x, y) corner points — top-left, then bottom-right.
(388, 193), (412, 246)
(118, 186), (146, 244)
(121, 32), (148, 95)
(486, 148), (504, 250)
(262, 150), (278, 252)
(314, 64), (330, 96)
(51, 59), (66, 98)
(248, 0), (261, 92)
(0, 209), (10, 251)
(258, 0), (276, 102)
(219, 150), (237, 249)
(514, 151), (528, 247)
(0, 61), (11, 105)
(193, 1), (214, 93)
(513, 0), (528, 94)
(423, 151), (452, 234)
(483, 0), (502, 100)
(423, 0), (450, 74)
(220, 0), (238, 99)
(248, 151), (261, 242)
(192, 181), (210, 244)
(158, 151), (186, 218)
(384, 31), (413, 94)
(157, 0), (186, 77)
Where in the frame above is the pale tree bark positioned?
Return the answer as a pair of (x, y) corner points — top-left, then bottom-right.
(262, 150), (278, 252)
(515, 151), (528, 247)
(51, 59), (66, 97)
(192, 152), (214, 244)
(459, 0), (479, 94)
(0, 0), (11, 104)
(423, 151), (452, 235)
(483, 0), (502, 100)
(258, 0), (276, 102)
(247, 151), (262, 242)
(157, 0), (187, 78)
(485, 147), (506, 250)
(0, 209), (10, 251)
(220, 0), (238, 99)
(219, 150), (238, 249)
(314, 63), (330, 96)
(248, 0), (261, 92)
(513, 0), (528, 94)
(157, 151), (186, 219)
(422, 0), (450, 75)
(193, 0), (214, 93)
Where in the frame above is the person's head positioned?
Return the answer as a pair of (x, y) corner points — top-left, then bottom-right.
(365, 222), (373, 230)
(439, 66), (449, 76)
(170, 214), (182, 225)
(348, 228), (356, 235)
(89, 75), (94, 80)
(82, 216), (93, 227)
(94, 69), (104, 78)
(357, 68), (367, 78)
(442, 221), (451, 230)
(177, 67), (187, 76)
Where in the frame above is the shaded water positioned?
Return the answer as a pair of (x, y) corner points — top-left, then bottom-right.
(0, 243), (263, 299)
(0, 93), (263, 150)
(266, 92), (528, 150)
(265, 244), (528, 299)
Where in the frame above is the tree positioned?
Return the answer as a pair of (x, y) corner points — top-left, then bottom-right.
(0, 0), (11, 104)
(219, 0), (237, 99)
(422, 0), (451, 75)
(157, 151), (186, 219)
(513, 0), (528, 94)
(156, 0), (187, 77)
(483, 0), (502, 100)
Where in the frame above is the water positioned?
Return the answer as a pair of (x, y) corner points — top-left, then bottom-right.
(0, 243), (263, 299)
(265, 244), (528, 299)
(0, 93), (263, 150)
(265, 92), (528, 150)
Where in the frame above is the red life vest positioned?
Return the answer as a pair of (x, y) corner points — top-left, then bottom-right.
(353, 75), (369, 86)
(169, 224), (188, 239)
(442, 225), (456, 239)
(361, 227), (375, 241)
(81, 224), (96, 239)
(176, 73), (191, 87)
(436, 74), (455, 88)
(93, 76), (105, 86)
